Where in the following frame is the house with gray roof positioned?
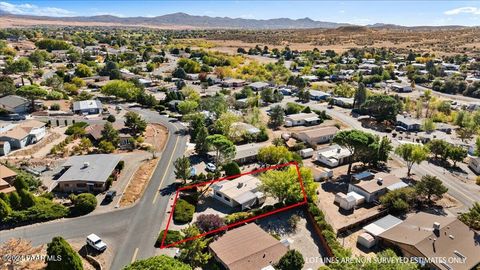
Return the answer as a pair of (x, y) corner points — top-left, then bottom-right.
(54, 154), (121, 193)
(0, 95), (30, 114)
(72, 100), (103, 115)
(211, 175), (266, 210)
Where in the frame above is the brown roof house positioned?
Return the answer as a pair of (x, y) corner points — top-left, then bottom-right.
(85, 122), (134, 150)
(293, 126), (339, 146)
(379, 212), (480, 270)
(209, 223), (288, 270)
(347, 172), (408, 203)
(0, 120), (46, 151)
(0, 164), (17, 194)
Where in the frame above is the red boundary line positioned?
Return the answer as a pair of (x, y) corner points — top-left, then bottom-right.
(160, 161), (307, 249)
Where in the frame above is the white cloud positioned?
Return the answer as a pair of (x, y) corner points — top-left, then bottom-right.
(0, 1), (74, 17)
(444, 7), (480, 15)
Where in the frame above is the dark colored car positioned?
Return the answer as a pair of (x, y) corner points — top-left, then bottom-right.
(105, 190), (117, 201)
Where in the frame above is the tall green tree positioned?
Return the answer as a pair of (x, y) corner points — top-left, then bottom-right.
(427, 139), (450, 160)
(206, 135), (236, 166)
(332, 130), (372, 175)
(124, 111), (147, 136)
(174, 156), (191, 184)
(259, 166), (317, 203)
(8, 58), (32, 86)
(194, 125), (209, 155)
(28, 50), (49, 69)
(16, 85), (47, 111)
(360, 94), (399, 122)
(269, 105), (285, 129)
(353, 82), (367, 109)
(46, 236), (83, 270)
(415, 175), (448, 203)
(395, 143), (429, 176)
(178, 226), (211, 268)
(447, 145), (467, 167)
(101, 122), (119, 147)
(74, 64), (93, 77)
(459, 202), (480, 230)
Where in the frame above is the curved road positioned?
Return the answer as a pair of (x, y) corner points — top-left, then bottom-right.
(0, 108), (188, 270)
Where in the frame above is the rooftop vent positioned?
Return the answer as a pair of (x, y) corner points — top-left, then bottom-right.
(377, 178), (383, 185)
(433, 222), (440, 231)
(83, 162), (90, 168)
(237, 183), (244, 189)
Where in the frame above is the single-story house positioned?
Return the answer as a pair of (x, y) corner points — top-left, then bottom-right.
(214, 143), (266, 165)
(211, 175), (266, 210)
(54, 154), (121, 193)
(209, 223), (288, 270)
(292, 126), (339, 146)
(18, 120), (47, 143)
(0, 127), (29, 149)
(231, 122), (261, 137)
(391, 84), (412, 93)
(284, 113), (321, 127)
(300, 75), (319, 82)
(85, 122), (134, 150)
(222, 79), (245, 88)
(309, 90), (331, 101)
(0, 95), (30, 114)
(378, 212), (480, 270)
(348, 172), (408, 203)
(72, 100), (103, 115)
(316, 144), (351, 167)
(249, 82), (270, 91)
(396, 115), (421, 131)
(0, 164), (17, 194)
(332, 97), (354, 108)
(468, 156), (480, 174)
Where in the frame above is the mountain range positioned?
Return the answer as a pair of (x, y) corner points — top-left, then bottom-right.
(0, 11), (469, 30)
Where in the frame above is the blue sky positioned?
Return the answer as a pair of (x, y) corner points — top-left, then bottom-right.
(0, 1), (479, 26)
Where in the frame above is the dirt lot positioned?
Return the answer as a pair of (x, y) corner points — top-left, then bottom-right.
(144, 123), (168, 152)
(119, 157), (159, 206)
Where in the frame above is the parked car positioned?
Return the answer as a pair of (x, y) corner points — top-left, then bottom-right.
(206, 163), (216, 172)
(86, 234), (107, 252)
(105, 190), (117, 202)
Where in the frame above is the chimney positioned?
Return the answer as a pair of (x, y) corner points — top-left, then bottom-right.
(433, 222), (440, 231)
(237, 182), (243, 189)
(337, 148), (341, 153)
(83, 162), (90, 168)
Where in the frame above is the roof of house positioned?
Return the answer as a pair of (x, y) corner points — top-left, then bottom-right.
(0, 95), (29, 111)
(379, 212), (480, 270)
(285, 112), (319, 122)
(309, 90), (330, 97)
(57, 154), (121, 183)
(73, 100), (102, 111)
(212, 175), (261, 204)
(18, 120), (46, 133)
(396, 115), (421, 126)
(85, 122), (126, 141)
(231, 122), (261, 135)
(317, 144), (351, 159)
(209, 223), (288, 270)
(352, 172), (404, 194)
(294, 126), (339, 140)
(0, 164), (17, 180)
(363, 214), (403, 237)
(0, 126), (29, 140)
(249, 82), (270, 88)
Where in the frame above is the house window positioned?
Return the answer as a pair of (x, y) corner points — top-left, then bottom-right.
(224, 197), (231, 202)
(215, 192), (222, 198)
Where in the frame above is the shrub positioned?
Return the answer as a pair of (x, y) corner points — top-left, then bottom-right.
(173, 199), (195, 223)
(46, 236), (83, 270)
(50, 103), (60, 111)
(116, 160), (125, 171)
(123, 255), (191, 270)
(275, 249), (304, 270)
(223, 162), (240, 177)
(194, 214), (225, 232)
(99, 140), (115, 153)
(107, 114), (116, 122)
(476, 176), (480, 186)
(65, 122), (88, 136)
(225, 212), (253, 224)
(155, 230), (183, 247)
(5, 198), (69, 224)
(71, 193), (97, 216)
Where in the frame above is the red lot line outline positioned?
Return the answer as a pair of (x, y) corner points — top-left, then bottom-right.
(160, 161), (307, 249)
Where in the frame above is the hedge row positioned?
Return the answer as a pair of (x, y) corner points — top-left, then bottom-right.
(173, 199), (195, 224)
(155, 230), (183, 247)
(307, 202), (351, 258)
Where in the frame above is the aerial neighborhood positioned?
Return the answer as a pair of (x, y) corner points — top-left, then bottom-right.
(0, 4), (480, 270)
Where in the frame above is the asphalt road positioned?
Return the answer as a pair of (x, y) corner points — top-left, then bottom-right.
(0, 108), (189, 270)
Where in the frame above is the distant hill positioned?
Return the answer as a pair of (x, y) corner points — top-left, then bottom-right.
(0, 12), (351, 29)
(0, 12), (472, 30)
